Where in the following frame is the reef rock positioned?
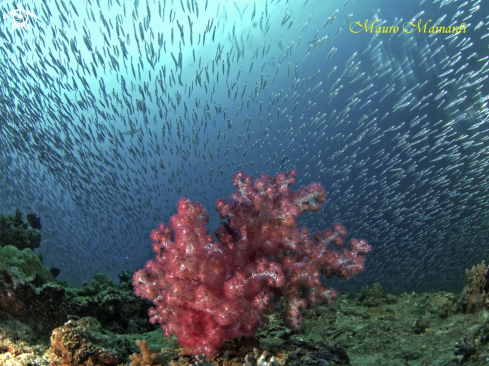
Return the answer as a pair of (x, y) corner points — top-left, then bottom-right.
(50, 316), (133, 366)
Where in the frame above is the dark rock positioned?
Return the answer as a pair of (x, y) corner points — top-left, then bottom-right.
(283, 338), (350, 365)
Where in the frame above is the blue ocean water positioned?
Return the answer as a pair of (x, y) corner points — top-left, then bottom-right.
(0, 0), (487, 296)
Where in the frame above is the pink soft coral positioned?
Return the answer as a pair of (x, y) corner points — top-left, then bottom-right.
(133, 170), (371, 357)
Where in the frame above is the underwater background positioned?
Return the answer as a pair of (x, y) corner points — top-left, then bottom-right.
(0, 0), (488, 296)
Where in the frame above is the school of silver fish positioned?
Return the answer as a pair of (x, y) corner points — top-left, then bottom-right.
(0, 0), (487, 292)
